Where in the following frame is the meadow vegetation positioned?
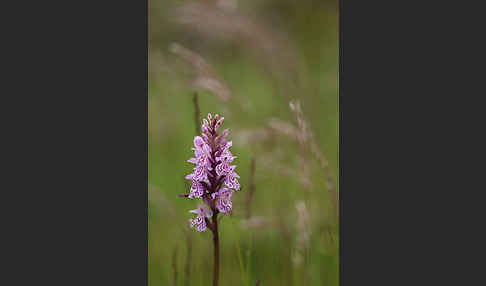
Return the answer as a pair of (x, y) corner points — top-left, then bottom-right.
(149, 1), (338, 285)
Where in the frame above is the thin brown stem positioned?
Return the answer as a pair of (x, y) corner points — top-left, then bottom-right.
(211, 212), (220, 286)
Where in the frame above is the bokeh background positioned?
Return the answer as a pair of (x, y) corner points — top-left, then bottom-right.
(149, 0), (338, 285)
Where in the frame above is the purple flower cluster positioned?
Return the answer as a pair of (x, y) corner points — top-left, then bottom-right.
(186, 113), (240, 232)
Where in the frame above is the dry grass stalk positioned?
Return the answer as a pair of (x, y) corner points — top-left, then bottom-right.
(293, 200), (311, 286)
(287, 101), (313, 193)
(267, 118), (300, 141)
(172, 2), (304, 99)
(267, 117), (312, 190)
(295, 201), (311, 250)
(234, 128), (272, 146)
(289, 100), (338, 214)
(169, 42), (230, 102)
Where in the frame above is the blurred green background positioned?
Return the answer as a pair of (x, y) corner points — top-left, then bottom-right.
(149, 0), (338, 285)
